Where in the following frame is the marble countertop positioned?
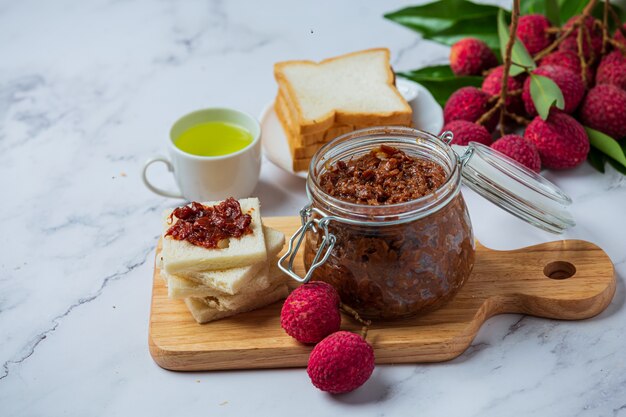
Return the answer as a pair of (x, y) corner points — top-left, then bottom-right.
(1, 0), (625, 415)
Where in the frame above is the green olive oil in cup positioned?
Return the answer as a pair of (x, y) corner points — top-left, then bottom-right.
(142, 107), (261, 201)
(174, 121), (253, 157)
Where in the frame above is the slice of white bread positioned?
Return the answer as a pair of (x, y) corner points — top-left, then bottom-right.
(162, 198), (266, 274)
(274, 48), (412, 135)
(162, 262), (264, 295)
(169, 263), (286, 302)
(163, 226), (285, 294)
(275, 93), (357, 147)
(185, 283), (289, 324)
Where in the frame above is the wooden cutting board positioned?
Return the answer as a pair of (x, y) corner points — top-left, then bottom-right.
(148, 216), (615, 371)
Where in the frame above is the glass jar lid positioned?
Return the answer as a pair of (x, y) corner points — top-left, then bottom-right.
(451, 141), (574, 234)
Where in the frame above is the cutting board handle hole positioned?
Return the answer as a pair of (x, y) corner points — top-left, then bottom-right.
(544, 261), (576, 280)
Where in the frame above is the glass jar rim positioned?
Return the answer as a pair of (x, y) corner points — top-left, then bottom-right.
(306, 126), (462, 224)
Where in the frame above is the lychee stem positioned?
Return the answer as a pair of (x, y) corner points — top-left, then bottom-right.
(608, 38), (626, 54)
(339, 303), (372, 340)
(504, 110), (531, 126)
(534, 24), (576, 61)
(577, 22), (589, 84)
(602, 0), (609, 55)
(476, 0), (520, 135)
(496, 0), (520, 135)
(340, 303), (371, 327)
(476, 101), (500, 127)
(545, 27), (562, 34)
(534, 0), (598, 61)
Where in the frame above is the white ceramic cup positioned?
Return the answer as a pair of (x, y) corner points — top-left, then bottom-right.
(142, 108), (261, 201)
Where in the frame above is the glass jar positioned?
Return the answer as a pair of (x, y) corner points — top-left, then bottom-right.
(279, 127), (574, 320)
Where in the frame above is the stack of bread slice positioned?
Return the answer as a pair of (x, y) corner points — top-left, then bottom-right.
(274, 48), (414, 172)
(159, 198), (288, 324)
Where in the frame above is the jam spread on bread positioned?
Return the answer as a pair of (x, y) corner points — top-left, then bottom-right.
(166, 198), (252, 249)
(319, 145), (446, 205)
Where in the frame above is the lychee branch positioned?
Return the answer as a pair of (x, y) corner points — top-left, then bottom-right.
(505, 111), (531, 126)
(477, 0), (520, 135)
(578, 24), (589, 84)
(533, 24), (576, 60)
(339, 303), (372, 339)
(608, 37), (626, 53)
(545, 27), (563, 34)
(534, 0), (598, 61)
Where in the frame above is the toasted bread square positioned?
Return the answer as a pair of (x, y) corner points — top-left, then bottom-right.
(162, 227), (285, 295)
(168, 263), (287, 301)
(185, 283), (289, 324)
(162, 198), (266, 274)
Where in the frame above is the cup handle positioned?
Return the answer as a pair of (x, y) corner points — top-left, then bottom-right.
(142, 156), (184, 199)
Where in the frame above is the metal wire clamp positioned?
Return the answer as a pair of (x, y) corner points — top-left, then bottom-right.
(277, 205), (336, 283)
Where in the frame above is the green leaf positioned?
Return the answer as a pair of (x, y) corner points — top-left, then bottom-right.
(429, 19), (503, 51)
(545, 0), (561, 26)
(520, 0), (547, 15)
(497, 9), (536, 76)
(397, 65), (483, 107)
(384, 0), (504, 52)
(519, 0), (560, 25)
(529, 74), (565, 120)
(611, 4), (626, 28)
(587, 147), (606, 173)
(597, 3), (626, 32)
(553, 1), (626, 32)
(607, 157), (626, 175)
(535, 0), (626, 25)
(585, 127), (626, 168)
(558, 0), (588, 22)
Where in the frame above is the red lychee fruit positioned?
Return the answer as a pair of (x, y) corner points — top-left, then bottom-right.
(439, 120), (493, 146)
(491, 134), (541, 173)
(444, 87), (498, 131)
(539, 50), (594, 85)
(522, 65), (585, 116)
(449, 38), (498, 76)
(307, 331), (375, 394)
(516, 14), (553, 55)
(280, 281), (341, 344)
(558, 15), (603, 60)
(613, 23), (626, 47)
(579, 84), (626, 140)
(596, 51), (626, 91)
(482, 65), (524, 114)
(524, 110), (589, 169)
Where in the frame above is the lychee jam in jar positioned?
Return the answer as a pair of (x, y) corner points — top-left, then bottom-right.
(302, 127), (475, 319)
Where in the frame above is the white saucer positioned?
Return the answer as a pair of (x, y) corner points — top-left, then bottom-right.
(260, 79), (443, 179)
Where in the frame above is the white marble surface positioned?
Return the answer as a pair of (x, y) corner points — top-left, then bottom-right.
(1, 0), (625, 416)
